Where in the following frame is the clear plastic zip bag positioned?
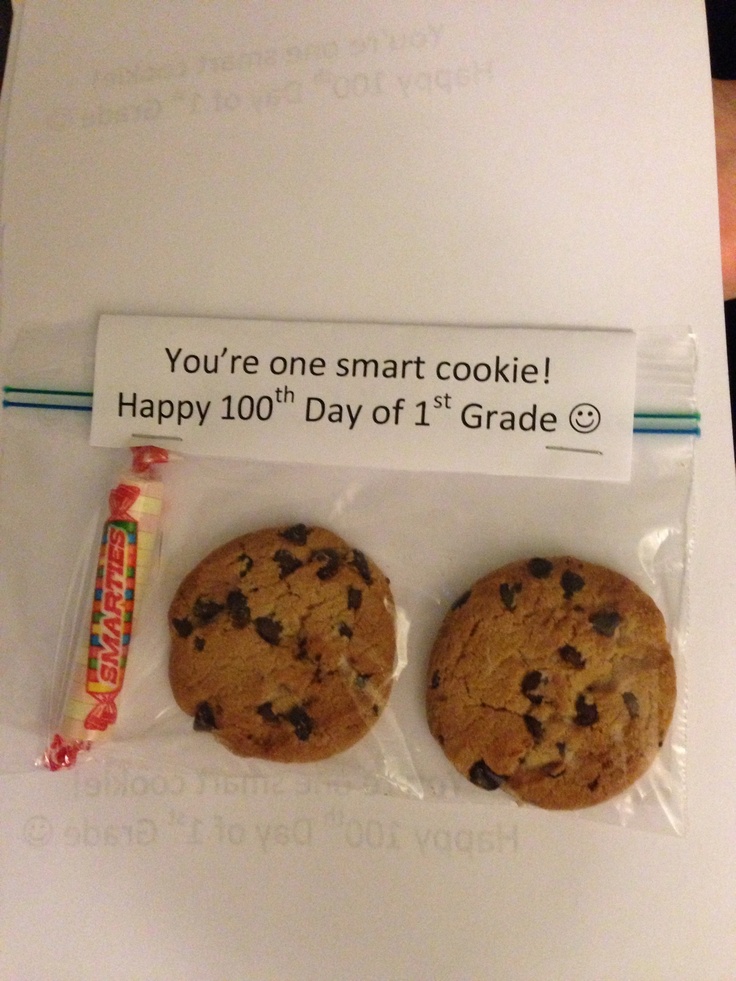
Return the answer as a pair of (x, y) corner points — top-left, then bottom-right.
(0, 328), (697, 833)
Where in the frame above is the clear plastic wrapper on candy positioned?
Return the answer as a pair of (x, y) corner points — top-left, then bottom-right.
(42, 445), (171, 770)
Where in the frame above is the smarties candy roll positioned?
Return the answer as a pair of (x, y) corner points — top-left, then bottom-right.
(43, 446), (169, 770)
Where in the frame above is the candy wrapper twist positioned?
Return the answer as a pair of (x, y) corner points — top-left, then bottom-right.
(43, 446), (170, 770)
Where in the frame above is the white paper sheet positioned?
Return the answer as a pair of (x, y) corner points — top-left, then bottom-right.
(1, 3), (735, 980)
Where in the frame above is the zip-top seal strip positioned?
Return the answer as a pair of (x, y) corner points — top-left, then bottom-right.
(3, 386), (701, 435)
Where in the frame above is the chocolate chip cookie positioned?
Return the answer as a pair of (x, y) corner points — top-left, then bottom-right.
(169, 524), (396, 762)
(426, 556), (676, 809)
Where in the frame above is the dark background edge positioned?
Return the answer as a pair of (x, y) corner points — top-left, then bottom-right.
(708, 0), (736, 460)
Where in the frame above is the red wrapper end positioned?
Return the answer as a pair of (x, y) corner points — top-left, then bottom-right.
(108, 483), (140, 520)
(131, 445), (169, 474)
(84, 695), (118, 731)
(42, 733), (91, 771)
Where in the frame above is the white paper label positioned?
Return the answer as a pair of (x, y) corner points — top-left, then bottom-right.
(91, 315), (636, 481)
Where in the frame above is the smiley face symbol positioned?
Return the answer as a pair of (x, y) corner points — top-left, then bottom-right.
(569, 403), (601, 434)
(23, 815), (53, 847)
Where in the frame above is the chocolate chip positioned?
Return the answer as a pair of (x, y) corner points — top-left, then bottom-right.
(237, 552), (254, 578)
(193, 597), (225, 624)
(589, 610), (622, 637)
(451, 589), (471, 610)
(256, 701), (278, 723)
(560, 570), (585, 599)
(255, 616), (282, 645)
(587, 776), (600, 792)
(499, 582), (522, 611)
(347, 586), (362, 610)
(523, 714), (544, 741)
(193, 636), (206, 652)
(527, 557), (553, 579)
(556, 741), (567, 757)
(338, 622), (353, 638)
(623, 691), (640, 719)
(313, 548), (341, 580)
(542, 760), (566, 778)
(226, 589), (250, 629)
(296, 637), (309, 660)
(256, 700), (318, 737)
(469, 759), (504, 791)
(172, 617), (193, 638)
(350, 549), (373, 585)
(193, 701), (217, 731)
(354, 673), (371, 689)
(286, 705), (314, 741)
(430, 670), (441, 690)
(273, 549), (304, 579)
(558, 644), (586, 669)
(281, 524), (309, 546)
(573, 693), (599, 727)
(521, 670), (543, 699)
